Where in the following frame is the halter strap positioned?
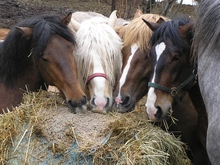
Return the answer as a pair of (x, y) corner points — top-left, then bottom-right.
(148, 70), (197, 104)
(85, 73), (108, 85)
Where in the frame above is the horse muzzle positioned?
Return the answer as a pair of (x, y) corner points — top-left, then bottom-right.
(67, 95), (87, 113)
(89, 96), (112, 114)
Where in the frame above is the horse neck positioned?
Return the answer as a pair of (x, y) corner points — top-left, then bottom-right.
(188, 82), (208, 147)
(188, 82), (207, 121)
(3, 62), (46, 91)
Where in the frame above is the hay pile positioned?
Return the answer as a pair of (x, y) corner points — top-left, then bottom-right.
(0, 90), (191, 165)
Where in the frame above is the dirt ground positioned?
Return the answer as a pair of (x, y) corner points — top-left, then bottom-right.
(0, 0), (196, 29)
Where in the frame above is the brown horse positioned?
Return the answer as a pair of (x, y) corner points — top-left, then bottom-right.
(112, 13), (209, 164)
(0, 13), (87, 113)
(113, 13), (168, 112)
(144, 18), (210, 164)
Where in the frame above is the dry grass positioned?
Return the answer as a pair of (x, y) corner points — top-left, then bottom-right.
(0, 90), (191, 165)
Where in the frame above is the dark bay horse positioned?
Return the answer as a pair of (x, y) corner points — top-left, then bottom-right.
(112, 13), (207, 163)
(193, 0), (220, 164)
(144, 18), (209, 164)
(0, 13), (87, 113)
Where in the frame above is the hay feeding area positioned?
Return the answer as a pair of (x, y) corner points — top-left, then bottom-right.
(0, 90), (192, 165)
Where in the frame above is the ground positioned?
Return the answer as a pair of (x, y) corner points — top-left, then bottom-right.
(0, 0), (196, 28)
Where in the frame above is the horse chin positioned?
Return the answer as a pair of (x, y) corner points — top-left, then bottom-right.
(91, 107), (108, 114)
(146, 108), (170, 122)
(112, 102), (135, 113)
(67, 101), (87, 113)
(75, 105), (87, 113)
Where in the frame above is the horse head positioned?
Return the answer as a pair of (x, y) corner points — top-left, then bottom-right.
(13, 13), (87, 112)
(144, 18), (195, 121)
(69, 10), (123, 114)
(113, 14), (167, 113)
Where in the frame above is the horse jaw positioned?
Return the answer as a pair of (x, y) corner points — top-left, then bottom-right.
(108, 10), (117, 28)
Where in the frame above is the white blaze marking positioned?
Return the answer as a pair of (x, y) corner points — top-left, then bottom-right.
(117, 44), (138, 99)
(92, 54), (106, 97)
(146, 42), (166, 113)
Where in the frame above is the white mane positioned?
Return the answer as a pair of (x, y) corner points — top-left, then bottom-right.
(74, 17), (123, 87)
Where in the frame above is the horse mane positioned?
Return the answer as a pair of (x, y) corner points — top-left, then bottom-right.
(71, 11), (107, 23)
(150, 17), (192, 55)
(123, 14), (168, 52)
(0, 14), (76, 84)
(74, 17), (123, 87)
(192, 0), (220, 59)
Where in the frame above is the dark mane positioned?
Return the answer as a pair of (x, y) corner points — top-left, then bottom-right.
(150, 18), (191, 54)
(0, 14), (76, 83)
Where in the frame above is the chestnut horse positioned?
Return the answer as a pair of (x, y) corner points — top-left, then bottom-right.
(144, 18), (210, 164)
(192, 0), (220, 164)
(68, 11), (123, 114)
(0, 13), (87, 113)
(113, 14), (168, 112)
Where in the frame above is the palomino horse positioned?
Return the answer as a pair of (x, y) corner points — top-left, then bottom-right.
(68, 11), (123, 114)
(113, 13), (168, 112)
(144, 18), (210, 164)
(192, 0), (220, 164)
(0, 13), (87, 113)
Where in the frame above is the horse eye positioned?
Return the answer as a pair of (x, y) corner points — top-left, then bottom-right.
(145, 53), (150, 59)
(173, 55), (180, 61)
(41, 57), (49, 62)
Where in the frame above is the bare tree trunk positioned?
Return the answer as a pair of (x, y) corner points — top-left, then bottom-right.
(171, 0), (183, 17)
(161, 0), (176, 16)
(146, 0), (156, 13)
(111, 0), (116, 11)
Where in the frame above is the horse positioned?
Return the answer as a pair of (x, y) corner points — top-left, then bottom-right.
(143, 17), (210, 164)
(0, 13), (87, 113)
(113, 13), (168, 112)
(68, 11), (123, 114)
(112, 12), (209, 164)
(192, 0), (220, 164)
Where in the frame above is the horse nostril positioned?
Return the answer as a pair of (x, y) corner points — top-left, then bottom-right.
(67, 100), (78, 109)
(104, 97), (110, 108)
(81, 95), (87, 105)
(90, 97), (95, 107)
(155, 106), (162, 119)
(121, 95), (131, 106)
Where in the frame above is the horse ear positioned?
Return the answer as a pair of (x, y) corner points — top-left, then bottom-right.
(178, 22), (193, 41)
(61, 12), (72, 25)
(133, 9), (143, 19)
(108, 10), (117, 28)
(15, 26), (33, 39)
(156, 17), (166, 24)
(142, 18), (160, 32)
(68, 18), (81, 32)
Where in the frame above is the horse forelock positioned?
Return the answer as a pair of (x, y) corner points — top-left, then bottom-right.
(150, 18), (191, 54)
(123, 14), (168, 52)
(74, 19), (123, 86)
(30, 15), (76, 59)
